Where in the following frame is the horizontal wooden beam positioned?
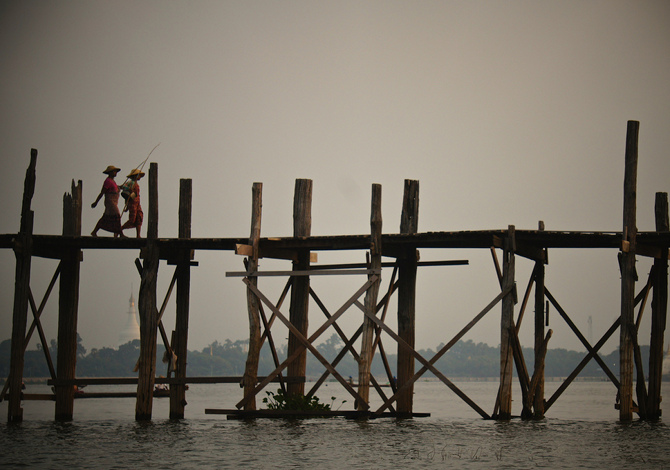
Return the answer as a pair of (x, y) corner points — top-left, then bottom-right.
(636, 243), (670, 259)
(226, 268), (379, 277)
(235, 243), (318, 263)
(205, 409), (431, 419)
(2, 230), (668, 258)
(47, 376), (305, 386)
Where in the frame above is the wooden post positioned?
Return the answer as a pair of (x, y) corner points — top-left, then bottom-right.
(648, 192), (668, 420)
(169, 178), (192, 419)
(397, 179), (419, 415)
(620, 120), (639, 421)
(533, 221), (546, 419)
(7, 149), (37, 423)
(55, 180), (82, 421)
(136, 162), (159, 420)
(499, 225), (516, 420)
(287, 179), (312, 397)
(242, 182), (262, 410)
(357, 184), (382, 410)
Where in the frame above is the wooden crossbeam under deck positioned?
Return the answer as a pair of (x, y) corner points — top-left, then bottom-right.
(47, 376), (305, 386)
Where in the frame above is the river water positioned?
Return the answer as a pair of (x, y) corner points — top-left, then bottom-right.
(1, 380), (669, 469)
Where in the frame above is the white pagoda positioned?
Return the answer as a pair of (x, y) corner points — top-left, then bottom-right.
(119, 291), (141, 346)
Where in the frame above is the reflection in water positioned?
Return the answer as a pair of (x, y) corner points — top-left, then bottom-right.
(1, 381), (669, 468)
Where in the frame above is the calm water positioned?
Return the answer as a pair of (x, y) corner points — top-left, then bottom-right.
(2, 381), (670, 469)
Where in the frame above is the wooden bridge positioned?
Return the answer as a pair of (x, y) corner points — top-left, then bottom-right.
(2, 121), (668, 422)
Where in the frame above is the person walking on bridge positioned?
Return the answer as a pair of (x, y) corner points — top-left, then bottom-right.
(121, 168), (144, 238)
(91, 165), (125, 238)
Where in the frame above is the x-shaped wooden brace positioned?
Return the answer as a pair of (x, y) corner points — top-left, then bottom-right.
(307, 285), (394, 407)
(544, 316), (620, 411)
(543, 269), (655, 412)
(372, 284), (515, 419)
(256, 277), (293, 393)
(236, 275), (379, 410)
(307, 266), (398, 407)
(0, 262), (61, 401)
(545, 288), (619, 385)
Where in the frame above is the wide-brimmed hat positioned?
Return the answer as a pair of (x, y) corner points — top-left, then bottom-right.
(103, 165), (121, 175)
(127, 168), (146, 179)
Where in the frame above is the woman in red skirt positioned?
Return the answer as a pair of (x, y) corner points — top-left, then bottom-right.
(121, 168), (144, 238)
(91, 165), (125, 237)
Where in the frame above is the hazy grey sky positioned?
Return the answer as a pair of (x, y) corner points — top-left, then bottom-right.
(1, 1), (669, 356)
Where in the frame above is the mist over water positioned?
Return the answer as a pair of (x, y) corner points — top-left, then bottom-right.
(2, 381), (669, 469)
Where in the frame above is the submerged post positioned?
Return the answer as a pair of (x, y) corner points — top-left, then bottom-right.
(7, 149), (37, 423)
(648, 192), (668, 419)
(287, 179), (312, 397)
(55, 180), (83, 421)
(357, 183), (382, 410)
(170, 178), (192, 419)
(242, 182), (262, 410)
(619, 120), (639, 421)
(136, 162), (159, 420)
(397, 179), (419, 415)
(499, 225), (516, 420)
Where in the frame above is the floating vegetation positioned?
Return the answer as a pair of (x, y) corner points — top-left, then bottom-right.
(263, 389), (345, 412)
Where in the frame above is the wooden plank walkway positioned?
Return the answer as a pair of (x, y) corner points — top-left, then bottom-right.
(2, 230), (668, 255)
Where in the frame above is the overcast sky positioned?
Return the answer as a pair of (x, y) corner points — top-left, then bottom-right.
(1, 1), (669, 358)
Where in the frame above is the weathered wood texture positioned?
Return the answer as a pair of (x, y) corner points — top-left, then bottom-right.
(397, 179), (419, 414)
(498, 225), (516, 420)
(287, 179), (312, 397)
(170, 178), (192, 419)
(8, 149), (37, 422)
(648, 192), (668, 419)
(533, 221), (546, 418)
(136, 163), (159, 420)
(242, 182), (262, 410)
(15, 230), (668, 257)
(357, 184), (382, 410)
(619, 120), (638, 421)
(55, 180), (82, 421)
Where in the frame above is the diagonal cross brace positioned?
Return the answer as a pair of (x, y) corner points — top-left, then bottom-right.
(24, 262), (62, 352)
(545, 317), (620, 411)
(545, 288), (618, 384)
(28, 288), (56, 379)
(308, 287), (392, 406)
(0, 263), (61, 402)
(236, 276), (378, 410)
(372, 286), (512, 418)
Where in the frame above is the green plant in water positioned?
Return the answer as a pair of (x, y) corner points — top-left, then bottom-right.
(262, 389), (346, 411)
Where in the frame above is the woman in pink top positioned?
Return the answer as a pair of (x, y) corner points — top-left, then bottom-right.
(91, 165), (125, 237)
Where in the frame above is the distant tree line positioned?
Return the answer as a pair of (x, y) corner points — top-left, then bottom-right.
(1, 334), (646, 381)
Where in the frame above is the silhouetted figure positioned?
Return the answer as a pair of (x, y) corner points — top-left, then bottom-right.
(91, 165), (125, 238)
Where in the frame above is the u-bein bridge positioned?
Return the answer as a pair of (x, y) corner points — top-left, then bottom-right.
(2, 121), (669, 423)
